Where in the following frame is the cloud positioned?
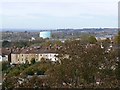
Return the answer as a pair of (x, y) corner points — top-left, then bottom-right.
(1, 0), (119, 3)
(0, 0), (118, 29)
(1, 2), (118, 18)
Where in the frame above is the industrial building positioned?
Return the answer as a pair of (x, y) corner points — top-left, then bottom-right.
(39, 31), (51, 39)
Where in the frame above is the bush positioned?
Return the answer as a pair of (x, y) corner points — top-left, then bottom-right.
(2, 61), (10, 71)
(36, 70), (45, 75)
(27, 70), (34, 75)
(7, 69), (20, 76)
(31, 58), (36, 64)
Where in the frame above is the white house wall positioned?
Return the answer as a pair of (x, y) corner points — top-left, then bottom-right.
(11, 53), (58, 64)
(0, 55), (2, 62)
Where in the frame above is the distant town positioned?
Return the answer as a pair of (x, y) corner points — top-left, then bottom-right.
(1, 28), (118, 42)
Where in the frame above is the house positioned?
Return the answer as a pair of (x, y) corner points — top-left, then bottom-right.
(0, 55), (2, 62)
(11, 46), (58, 64)
(0, 48), (11, 62)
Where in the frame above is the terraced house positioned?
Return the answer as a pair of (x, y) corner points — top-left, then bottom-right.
(11, 46), (58, 64)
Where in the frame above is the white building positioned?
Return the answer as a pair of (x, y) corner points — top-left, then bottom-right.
(0, 48), (11, 62)
(0, 55), (2, 62)
(2, 55), (9, 61)
(11, 53), (58, 64)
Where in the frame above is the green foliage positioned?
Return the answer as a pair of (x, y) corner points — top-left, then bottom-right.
(7, 68), (20, 77)
(54, 40), (63, 46)
(2, 40), (11, 47)
(114, 32), (120, 44)
(36, 70), (45, 75)
(22, 66), (36, 75)
(115, 62), (120, 80)
(47, 39), (118, 88)
(14, 41), (29, 48)
(101, 38), (111, 48)
(21, 61), (52, 76)
(80, 35), (97, 44)
(88, 36), (97, 44)
(44, 41), (52, 47)
(30, 38), (45, 46)
(31, 58), (36, 64)
(40, 57), (47, 63)
(2, 61), (10, 71)
(26, 70), (34, 75)
(2, 77), (17, 89)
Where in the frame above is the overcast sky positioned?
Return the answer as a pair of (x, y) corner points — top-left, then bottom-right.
(0, 0), (119, 29)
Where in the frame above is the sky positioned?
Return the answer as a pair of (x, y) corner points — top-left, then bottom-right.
(0, 0), (119, 30)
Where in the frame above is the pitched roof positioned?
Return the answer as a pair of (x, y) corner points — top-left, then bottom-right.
(0, 48), (11, 55)
(11, 46), (57, 54)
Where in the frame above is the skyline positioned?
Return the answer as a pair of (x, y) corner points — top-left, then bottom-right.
(0, 0), (119, 30)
